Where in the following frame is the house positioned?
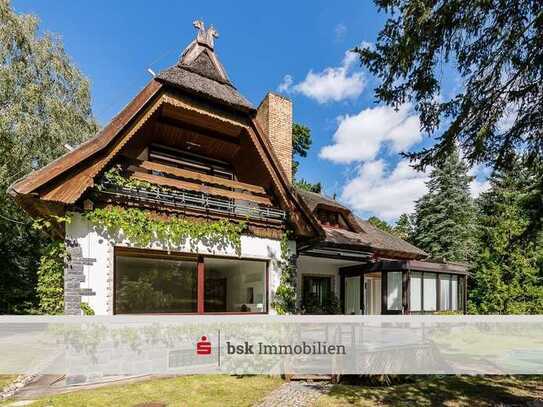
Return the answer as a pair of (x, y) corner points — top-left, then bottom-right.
(9, 21), (467, 316)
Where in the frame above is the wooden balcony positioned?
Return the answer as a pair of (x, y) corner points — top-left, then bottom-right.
(94, 159), (286, 223)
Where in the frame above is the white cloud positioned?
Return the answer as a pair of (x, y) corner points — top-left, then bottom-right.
(277, 74), (293, 93)
(341, 159), (429, 221)
(468, 164), (491, 197)
(357, 41), (374, 51)
(335, 23), (347, 41)
(470, 179), (491, 197)
(284, 51), (365, 103)
(319, 104), (422, 164)
(340, 159), (492, 221)
(497, 105), (518, 133)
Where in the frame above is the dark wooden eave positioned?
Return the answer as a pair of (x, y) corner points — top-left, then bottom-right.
(9, 80), (163, 197)
(8, 82), (320, 238)
(357, 259), (469, 275)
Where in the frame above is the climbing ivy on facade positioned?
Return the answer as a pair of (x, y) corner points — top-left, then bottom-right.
(98, 166), (159, 192)
(36, 240), (94, 315)
(85, 207), (246, 254)
(271, 230), (297, 314)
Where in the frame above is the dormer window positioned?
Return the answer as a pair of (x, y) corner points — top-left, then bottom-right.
(316, 208), (351, 230)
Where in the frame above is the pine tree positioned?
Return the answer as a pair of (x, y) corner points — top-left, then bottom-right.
(393, 213), (415, 243)
(469, 164), (543, 314)
(368, 216), (393, 233)
(356, 0), (542, 233)
(412, 148), (476, 262)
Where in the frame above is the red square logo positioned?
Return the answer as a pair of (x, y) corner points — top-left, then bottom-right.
(196, 336), (212, 355)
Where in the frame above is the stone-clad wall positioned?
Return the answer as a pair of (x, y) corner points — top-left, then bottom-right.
(64, 240), (96, 315)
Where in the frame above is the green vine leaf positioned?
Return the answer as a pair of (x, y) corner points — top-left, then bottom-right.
(85, 207), (246, 255)
(271, 230), (297, 315)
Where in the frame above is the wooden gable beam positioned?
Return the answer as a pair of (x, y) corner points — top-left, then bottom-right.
(11, 80), (163, 196)
(131, 171), (273, 206)
(139, 160), (266, 195)
(40, 91), (166, 204)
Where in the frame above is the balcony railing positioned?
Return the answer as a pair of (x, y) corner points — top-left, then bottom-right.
(95, 180), (287, 223)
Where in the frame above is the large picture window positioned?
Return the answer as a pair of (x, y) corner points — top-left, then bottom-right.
(409, 271), (465, 314)
(204, 257), (266, 313)
(115, 252), (197, 314)
(114, 248), (268, 314)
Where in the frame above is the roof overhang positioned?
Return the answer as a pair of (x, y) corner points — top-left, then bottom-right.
(9, 80), (321, 238)
(362, 259), (469, 275)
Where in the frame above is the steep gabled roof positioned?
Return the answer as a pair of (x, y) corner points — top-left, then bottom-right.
(9, 22), (321, 238)
(9, 80), (163, 199)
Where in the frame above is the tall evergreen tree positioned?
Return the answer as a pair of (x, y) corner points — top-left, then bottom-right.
(0, 2), (97, 313)
(469, 163), (543, 314)
(393, 213), (415, 243)
(412, 148), (475, 262)
(356, 0), (543, 232)
(368, 216), (393, 233)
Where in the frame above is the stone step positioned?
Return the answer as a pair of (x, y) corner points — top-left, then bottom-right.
(289, 374), (332, 382)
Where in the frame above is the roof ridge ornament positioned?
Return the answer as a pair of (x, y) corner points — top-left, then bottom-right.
(193, 19), (218, 50)
(178, 20), (230, 84)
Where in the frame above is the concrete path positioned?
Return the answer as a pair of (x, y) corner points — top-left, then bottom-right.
(255, 381), (331, 407)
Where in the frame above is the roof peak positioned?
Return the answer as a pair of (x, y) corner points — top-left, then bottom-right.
(178, 20), (230, 84)
(193, 20), (218, 50)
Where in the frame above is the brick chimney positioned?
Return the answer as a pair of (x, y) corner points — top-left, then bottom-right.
(256, 92), (293, 183)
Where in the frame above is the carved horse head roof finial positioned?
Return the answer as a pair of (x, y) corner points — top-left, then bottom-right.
(193, 19), (219, 50)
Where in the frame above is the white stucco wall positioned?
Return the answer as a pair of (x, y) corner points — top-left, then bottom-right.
(296, 256), (342, 299)
(296, 256), (362, 309)
(65, 212), (293, 315)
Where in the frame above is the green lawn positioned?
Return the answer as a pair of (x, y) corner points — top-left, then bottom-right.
(18, 375), (283, 407)
(0, 375), (18, 390)
(317, 376), (543, 406)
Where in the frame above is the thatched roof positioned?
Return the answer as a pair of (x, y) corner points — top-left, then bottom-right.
(296, 188), (351, 213)
(355, 217), (427, 258)
(157, 66), (253, 113)
(296, 188), (427, 259)
(156, 21), (253, 113)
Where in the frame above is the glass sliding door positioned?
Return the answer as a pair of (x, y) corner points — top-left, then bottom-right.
(364, 277), (381, 315)
(410, 272), (422, 312)
(439, 274), (452, 310)
(114, 248), (268, 314)
(204, 257), (267, 313)
(344, 276), (361, 315)
(451, 275), (458, 310)
(387, 271), (403, 312)
(115, 252), (197, 314)
(422, 273), (437, 312)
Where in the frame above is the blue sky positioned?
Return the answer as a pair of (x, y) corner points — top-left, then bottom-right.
(13, 1), (488, 222)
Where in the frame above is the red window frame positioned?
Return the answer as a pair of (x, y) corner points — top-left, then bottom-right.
(113, 247), (269, 315)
